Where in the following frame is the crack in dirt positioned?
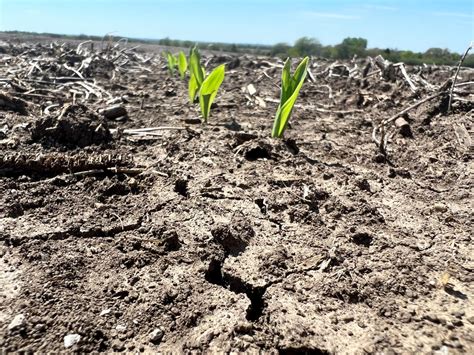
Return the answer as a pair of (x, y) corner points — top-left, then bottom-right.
(206, 253), (328, 322)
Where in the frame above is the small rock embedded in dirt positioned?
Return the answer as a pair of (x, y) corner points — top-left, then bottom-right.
(100, 308), (111, 316)
(395, 117), (413, 138)
(433, 203), (448, 213)
(8, 314), (26, 331)
(100, 104), (128, 120)
(64, 334), (81, 348)
(234, 321), (253, 334)
(149, 328), (164, 344)
(116, 324), (127, 332)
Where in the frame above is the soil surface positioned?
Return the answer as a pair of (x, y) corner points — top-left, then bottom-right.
(0, 38), (473, 354)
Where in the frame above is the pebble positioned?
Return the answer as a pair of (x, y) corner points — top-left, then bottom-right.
(116, 324), (127, 332)
(234, 321), (253, 334)
(433, 203), (448, 213)
(100, 309), (111, 316)
(149, 328), (164, 344)
(8, 314), (26, 331)
(341, 315), (354, 323)
(64, 334), (81, 348)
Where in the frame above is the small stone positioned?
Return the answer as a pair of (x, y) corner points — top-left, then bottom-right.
(149, 328), (164, 344)
(116, 324), (127, 332)
(433, 203), (448, 213)
(8, 314), (26, 331)
(234, 321), (253, 334)
(341, 315), (354, 323)
(34, 323), (46, 332)
(64, 334), (81, 348)
(100, 309), (111, 316)
(466, 315), (474, 324)
(101, 105), (127, 120)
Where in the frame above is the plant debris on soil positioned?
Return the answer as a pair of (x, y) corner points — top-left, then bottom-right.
(0, 36), (473, 353)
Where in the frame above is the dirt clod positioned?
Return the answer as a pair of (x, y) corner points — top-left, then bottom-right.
(31, 105), (111, 147)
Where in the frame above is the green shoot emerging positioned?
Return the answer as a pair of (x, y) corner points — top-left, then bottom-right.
(178, 51), (188, 79)
(188, 47), (205, 103)
(271, 57), (309, 138)
(187, 47), (225, 122)
(199, 64), (225, 122)
(165, 51), (178, 75)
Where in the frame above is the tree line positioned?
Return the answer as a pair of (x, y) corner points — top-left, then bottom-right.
(269, 37), (473, 67)
(3, 31), (472, 67)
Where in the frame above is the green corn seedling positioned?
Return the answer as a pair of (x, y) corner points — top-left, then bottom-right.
(165, 51), (178, 75)
(188, 47), (205, 103)
(187, 47), (225, 122)
(271, 56), (309, 138)
(199, 64), (225, 122)
(178, 51), (188, 79)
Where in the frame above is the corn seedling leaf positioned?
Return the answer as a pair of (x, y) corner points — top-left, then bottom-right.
(199, 64), (225, 122)
(165, 51), (177, 75)
(178, 51), (188, 79)
(189, 48), (204, 85)
(189, 73), (199, 103)
(280, 59), (292, 104)
(271, 57), (309, 138)
(188, 47), (205, 103)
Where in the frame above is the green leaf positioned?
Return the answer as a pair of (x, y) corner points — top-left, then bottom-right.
(178, 51), (188, 79)
(199, 64), (225, 122)
(166, 51), (177, 75)
(271, 57), (309, 138)
(189, 47), (204, 85)
(189, 73), (199, 103)
(188, 47), (204, 102)
(280, 58), (293, 105)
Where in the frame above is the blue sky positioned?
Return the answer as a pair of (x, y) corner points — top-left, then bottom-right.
(0, 0), (472, 52)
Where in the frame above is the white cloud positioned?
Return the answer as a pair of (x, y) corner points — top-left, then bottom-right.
(302, 12), (360, 20)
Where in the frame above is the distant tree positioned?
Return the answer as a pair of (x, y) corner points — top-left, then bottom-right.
(290, 37), (322, 57)
(335, 37), (368, 58)
(271, 42), (291, 57)
(159, 37), (172, 46)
